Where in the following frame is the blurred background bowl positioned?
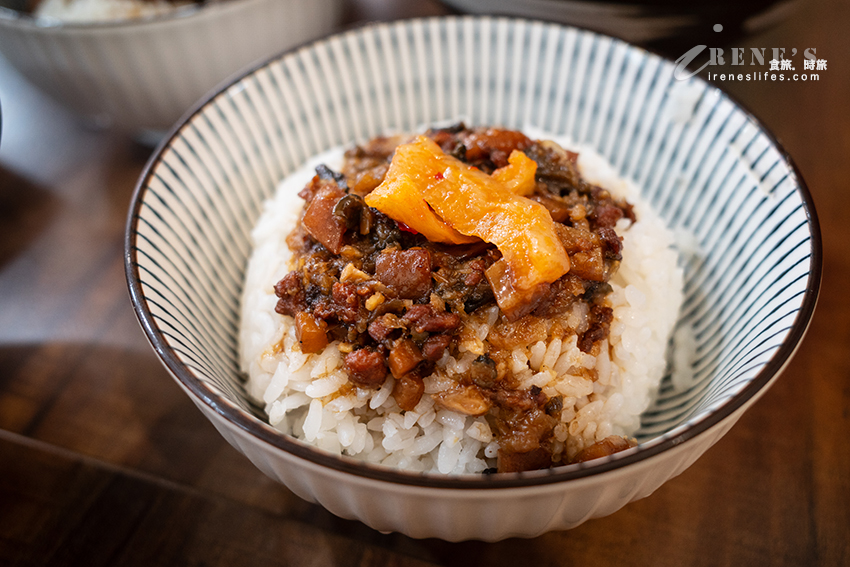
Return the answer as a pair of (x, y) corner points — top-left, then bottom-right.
(0, 0), (344, 140)
(437, 0), (803, 52)
(126, 16), (820, 540)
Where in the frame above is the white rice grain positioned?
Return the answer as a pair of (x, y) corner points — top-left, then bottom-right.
(305, 371), (347, 398)
(369, 376), (394, 409)
(437, 433), (462, 474)
(466, 420), (493, 443)
(303, 399), (323, 441)
(529, 341), (547, 370)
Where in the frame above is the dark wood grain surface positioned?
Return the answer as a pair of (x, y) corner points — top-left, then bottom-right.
(1, 0), (848, 564)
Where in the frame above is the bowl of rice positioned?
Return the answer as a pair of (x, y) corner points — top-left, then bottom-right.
(125, 16), (821, 541)
(0, 0), (344, 139)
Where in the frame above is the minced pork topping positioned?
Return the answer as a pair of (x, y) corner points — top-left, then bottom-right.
(272, 124), (637, 472)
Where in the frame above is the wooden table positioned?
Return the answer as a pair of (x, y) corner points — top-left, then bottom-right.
(1, 0), (847, 564)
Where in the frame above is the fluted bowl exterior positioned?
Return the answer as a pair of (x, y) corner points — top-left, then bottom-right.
(0, 0), (343, 134)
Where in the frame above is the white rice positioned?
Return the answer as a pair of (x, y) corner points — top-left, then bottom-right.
(239, 137), (684, 474)
(34, 0), (194, 21)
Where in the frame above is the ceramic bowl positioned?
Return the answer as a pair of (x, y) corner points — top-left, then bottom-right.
(125, 16), (820, 541)
(0, 0), (344, 138)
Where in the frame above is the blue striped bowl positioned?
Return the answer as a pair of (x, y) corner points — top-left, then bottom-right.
(126, 16), (820, 540)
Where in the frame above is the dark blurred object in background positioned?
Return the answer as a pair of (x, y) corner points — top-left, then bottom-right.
(438, 0), (802, 56)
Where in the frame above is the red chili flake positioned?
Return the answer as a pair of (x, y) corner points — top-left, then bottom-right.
(397, 221), (419, 234)
(434, 171), (444, 180)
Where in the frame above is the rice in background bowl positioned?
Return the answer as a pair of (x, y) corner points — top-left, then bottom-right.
(125, 17), (820, 540)
(0, 0), (344, 136)
(32, 0), (199, 22)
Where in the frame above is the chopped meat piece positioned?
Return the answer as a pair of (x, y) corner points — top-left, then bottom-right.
(368, 314), (400, 343)
(458, 128), (532, 165)
(484, 258), (550, 321)
(433, 386), (491, 416)
(569, 247), (605, 282)
(491, 386), (555, 466)
(573, 435), (635, 463)
(497, 447), (551, 473)
(298, 169), (343, 202)
(532, 274), (584, 318)
(375, 248), (433, 300)
(495, 404), (556, 454)
(301, 185), (348, 254)
(578, 305), (614, 353)
(331, 282), (361, 324)
(343, 348), (388, 388)
(342, 135), (404, 195)
(592, 203), (625, 228)
(555, 223), (600, 254)
(402, 304), (461, 333)
(598, 226), (623, 260)
(392, 373), (425, 411)
(421, 333), (452, 361)
(273, 271), (306, 316)
(487, 314), (550, 350)
(463, 263), (485, 286)
(311, 299), (335, 322)
(493, 388), (537, 413)
(295, 312), (328, 354)
(528, 194), (571, 222)
(593, 305), (614, 325)
(388, 339), (424, 378)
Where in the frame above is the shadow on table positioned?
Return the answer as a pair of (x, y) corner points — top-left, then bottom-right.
(0, 165), (57, 269)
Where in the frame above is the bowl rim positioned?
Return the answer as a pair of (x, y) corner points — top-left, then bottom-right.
(125, 14), (822, 490)
(0, 0), (250, 29)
